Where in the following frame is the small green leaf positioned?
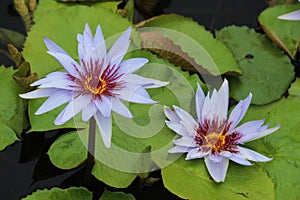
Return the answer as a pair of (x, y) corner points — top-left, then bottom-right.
(48, 130), (88, 169)
(0, 67), (19, 120)
(22, 187), (92, 200)
(259, 4), (300, 58)
(161, 156), (275, 200)
(0, 121), (18, 151)
(216, 26), (294, 105)
(137, 14), (240, 75)
(100, 190), (135, 200)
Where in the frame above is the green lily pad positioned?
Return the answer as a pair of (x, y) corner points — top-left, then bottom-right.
(100, 190), (135, 200)
(240, 79), (300, 199)
(48, 130), (88, 169)
(136, 14), (240, 76)
(162, 156), (275, 200)
(259, 4), (300, 58)
(0, 66), (29, 150)
(22, 187), (92, 200)
(216, 26), (294, 105)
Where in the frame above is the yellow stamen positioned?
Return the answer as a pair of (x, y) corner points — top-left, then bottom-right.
(84, 77), (107, 95)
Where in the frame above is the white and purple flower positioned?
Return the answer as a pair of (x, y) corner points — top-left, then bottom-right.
(278, 9), (300, 20)
(20, 23), (168, 148)
(165, 80), (279, 182)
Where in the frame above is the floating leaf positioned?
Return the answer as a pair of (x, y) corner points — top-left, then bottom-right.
(22, 187), (92, 200)
(216, 26), (294, 105)
(48, 130), (88, 169)
(239, 79), (300, 199)
(0, 121), (18, 151)
(259, 4), (300, 58)
(161, 156), (275, 200)
(100, 190), (135, 200)
(136, 14), (240, 75)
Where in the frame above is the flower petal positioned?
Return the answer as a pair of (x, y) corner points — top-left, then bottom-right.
(121, 74), (169, 89)
(228, 93), (252, 129)
(173, 106), (198, 136)
(173, 137), (197, 147)
(195, 83), (205, 123)
(237, 146), (273, 162)
(210, 79), (228, 121)
(228, 154), (253, 166)
(165, 121), (190, 136)
(185, 148), (208, 160)
(117, 85), (156, 104)
(47, 51), (82, 78)
(119, 58), (148, 74)
(164, 106), (180, 122)
(204, 156), (229, 182)
(82, 102), (97, 122)
(278, 10), (300, 20)
(168, 146), (194, 153)
(94, 96), (112, 118)
(19, 88), (57, 99)
(30, 71), (69, 86)
(107, 27), (131, 67)
(35, 90), (72, 115)
(95, 111), (112, 148)
(111, 98), (133, 118)
(55, 95), (91, 125)
(43, 37), (69, 55)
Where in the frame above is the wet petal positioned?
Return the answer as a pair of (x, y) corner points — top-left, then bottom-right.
(204, 156), (229, 182)
(228, 93), (252, 129)
(119, 58), (148, 74)
(111, 98), (133, 118)
(35, 90), (72, 115)
(229, 154), (253, 166)
(95, 111), (112, 148)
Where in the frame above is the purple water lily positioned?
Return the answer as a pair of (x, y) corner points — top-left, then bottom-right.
(20, 23), (168, 148)
(165, 80), (279, 182)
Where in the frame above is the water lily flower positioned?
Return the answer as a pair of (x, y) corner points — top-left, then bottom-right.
(278, 9), (300, 20)
(20, 23), (168, 148)
(165, 80), (279, 182)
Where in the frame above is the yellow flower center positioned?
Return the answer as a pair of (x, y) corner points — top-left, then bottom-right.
(84, 76), (107, 95)
(204, 132), (226, 153)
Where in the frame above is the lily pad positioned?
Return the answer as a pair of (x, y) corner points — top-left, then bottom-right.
(0, 66), (29, 150)
(161, 156), (275, 200)
(240, 79), (300, 199)
(48, 130), (88, 169)
(216, 26), (294, 105)
(22, 187), (92, 200)
(136, 14), (240, 76)
(259, 4), (300, 58)
(100, 190), (135, 200)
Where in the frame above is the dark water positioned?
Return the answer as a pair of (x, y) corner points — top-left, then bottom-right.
(0, 0), (267, 199)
